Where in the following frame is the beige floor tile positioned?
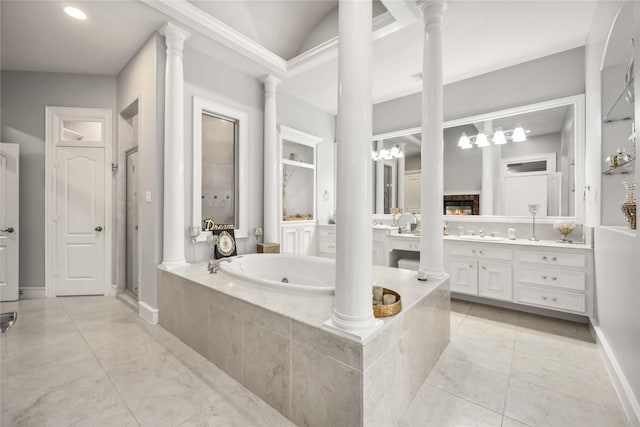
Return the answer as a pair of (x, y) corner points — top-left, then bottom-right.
(399, 384), (502, 427)
(445, 334), (514, 375)
(70, 402), (140, 427)
(504, 377), (629, 427)
(467, 303), (520, 326)
(502, 416), (530, 427)
(510, 351), (622, 413)
(456, 316), (517, 349)
(427, 356), (510, 413)
(450, 312), (465, 337)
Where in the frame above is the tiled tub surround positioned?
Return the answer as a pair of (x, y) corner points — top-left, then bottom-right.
(157, 263), (450, 427)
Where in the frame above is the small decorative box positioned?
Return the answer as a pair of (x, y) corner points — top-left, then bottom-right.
(257, 243), (280, 254)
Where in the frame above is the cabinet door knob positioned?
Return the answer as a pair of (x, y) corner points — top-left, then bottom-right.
(0, 227), (14, 233)
(542, 275), (548, 280)
(542, 256), (548, 261)
(472, 250), (476, 255)
(552, 257), (557, 261)
(551, 276), (557, 281)
(469, 264), (474, 268)
(95, 226), (103, 232)
(541, 296), (548, 300)
(479, 250), (483, 255)
(481, 266), (486, 270)
(551, 297), (558, 302)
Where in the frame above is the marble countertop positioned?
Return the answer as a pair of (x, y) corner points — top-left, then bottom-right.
(385, 232), (592, 250)
(162, 260), (446, 342)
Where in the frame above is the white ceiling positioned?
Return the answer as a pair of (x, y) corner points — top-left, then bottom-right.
(280, 0), (597, 113)
(189, 0), (338, 60)
(1, 0), (597, 115)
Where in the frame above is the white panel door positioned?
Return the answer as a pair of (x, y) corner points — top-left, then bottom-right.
(449, 259), (478, 295)
(281, 226), (297, 254)
(298, 226), (315, 255)
(0, 144), (19, 301)
(404, 172), (421, 214)
(503, 175), (548, 216)
(478, 261), (512, 301)
(55, 147), (105, 295)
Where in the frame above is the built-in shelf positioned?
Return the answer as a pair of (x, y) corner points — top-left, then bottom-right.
(602, 158), (635, 175)
(282, 158), (315, 169)
(603, 78), (634, 123)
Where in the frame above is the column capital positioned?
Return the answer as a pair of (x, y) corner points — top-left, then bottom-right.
(159, 22), (190, 49)
(261, 75), (281, 94)
(417, 1), (447, 27)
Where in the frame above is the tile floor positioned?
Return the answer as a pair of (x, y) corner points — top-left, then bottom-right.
(0, 296), (629, 427)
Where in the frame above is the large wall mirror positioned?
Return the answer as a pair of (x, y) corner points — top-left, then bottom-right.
(193, 97), (248, 240)
(372, 94), (585, 221)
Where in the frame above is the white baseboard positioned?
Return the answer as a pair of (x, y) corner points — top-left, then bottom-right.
(19, 287), (46, 299)
(592, 324), (640, 426)
(138, 301), (158, 325)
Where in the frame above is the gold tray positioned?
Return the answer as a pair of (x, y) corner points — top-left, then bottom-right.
(373, 288), (402, 318)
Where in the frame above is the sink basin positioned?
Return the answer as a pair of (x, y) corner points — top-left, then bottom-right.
(457, 235), (506, 242)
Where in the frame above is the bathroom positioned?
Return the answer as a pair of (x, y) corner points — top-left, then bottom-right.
(0, 0), (639, 426)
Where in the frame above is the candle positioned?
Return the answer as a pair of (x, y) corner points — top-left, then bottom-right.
(373, 286), (383, 302)
(383, 294), (396, 305)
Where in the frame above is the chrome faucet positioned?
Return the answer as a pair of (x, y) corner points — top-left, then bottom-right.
(479, 229), (485, 237)
(208, 258), (232, 274)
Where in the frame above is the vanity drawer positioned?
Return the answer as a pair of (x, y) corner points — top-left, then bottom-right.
(448, 244), (512, 261)
(516, 266), (585, 291)
(516, 249), (586, 268)
(318, 238), (336, 254)
(318, 227), (337, 239)
(391, 239), (420, 251)
(515, 284), (586, 313)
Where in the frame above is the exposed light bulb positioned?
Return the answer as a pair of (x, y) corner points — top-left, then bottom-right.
(390, 145), (400, 157)
(460, 142), (473, 150)
(493, 128), (507, 145)
(476, 132), (489, 147)
(512, 125), (527, 142)
(64, 6), (87, 20)
(458, 132), (470, 147)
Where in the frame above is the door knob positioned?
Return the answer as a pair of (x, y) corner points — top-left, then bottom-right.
(1, 227), (14, 233)
(95, 226), (103, 232)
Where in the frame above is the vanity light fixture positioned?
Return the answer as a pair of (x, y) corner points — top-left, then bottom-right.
(476, 132), (490, 147)
(372, 144), (404, 161)
(493, 128), (507, 145)
(457, 125), (529, 149)
(64, 6), (87, 20)
(512, 124), (527, 142)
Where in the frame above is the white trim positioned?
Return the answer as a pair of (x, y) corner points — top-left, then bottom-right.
(279, 125), (322, 147)
(192, 96), (249, 241)
(19, 287), (46, 299)
(592, 325), (640, 426)
(380, 0), (419, 26)
(45, 107), (113, 298)
(138, 300), (159, 325)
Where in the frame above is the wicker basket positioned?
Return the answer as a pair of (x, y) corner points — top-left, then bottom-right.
(257, 243), (281, 254)
(373, 288), (402, 318)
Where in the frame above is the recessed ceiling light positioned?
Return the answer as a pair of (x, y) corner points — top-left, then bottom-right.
(64, 6), (87, 20)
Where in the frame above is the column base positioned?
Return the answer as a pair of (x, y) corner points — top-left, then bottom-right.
(418, 269), (449, 281)
(323, 315), (383, 342)
(159, 260), (189, 270)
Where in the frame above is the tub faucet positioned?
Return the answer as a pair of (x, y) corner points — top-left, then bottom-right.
(208, 258), (232, 274)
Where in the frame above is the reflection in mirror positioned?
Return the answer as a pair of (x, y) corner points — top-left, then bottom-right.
(372, 95), (584, 219)
(62, 120), (103, 141)
(193, 97), (248, 240)
(201, 113), (237, 225)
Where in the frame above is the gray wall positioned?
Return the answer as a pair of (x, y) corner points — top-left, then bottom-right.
(373, 47), (586, 134)
(278, 91), (336, 224)
(183, 46), (265, 262)
(116, 33), (164, 308)
(443, 125), (482, 193)
(1, 71), (117, 288)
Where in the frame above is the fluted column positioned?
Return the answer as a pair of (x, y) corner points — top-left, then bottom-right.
(418, 1), (447, 281)
(160, 23), (190, 268)
(397, 143), (406, 211)
(262, 75), (281, 243)
(324, 0), (382, 340)
(375, 140), (384, 213)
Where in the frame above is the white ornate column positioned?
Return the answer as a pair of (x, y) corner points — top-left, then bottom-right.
(324, 0), (382, 340)
(397, 143), (406, 211)
(262, 75), (281, 243)
(375, 140), (384, 213)
(160, 23), (190, 268)
(418, 1), (447, 281)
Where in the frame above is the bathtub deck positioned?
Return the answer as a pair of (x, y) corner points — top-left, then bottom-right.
(157, 261), (450, 426)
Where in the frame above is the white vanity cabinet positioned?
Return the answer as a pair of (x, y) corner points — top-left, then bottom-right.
(281, 221), (316, 256)
(316, 225), (389, 265)
(445, 238), (594, 316)
(446, 242), (513, 301)
(514, 248), (592, 315)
